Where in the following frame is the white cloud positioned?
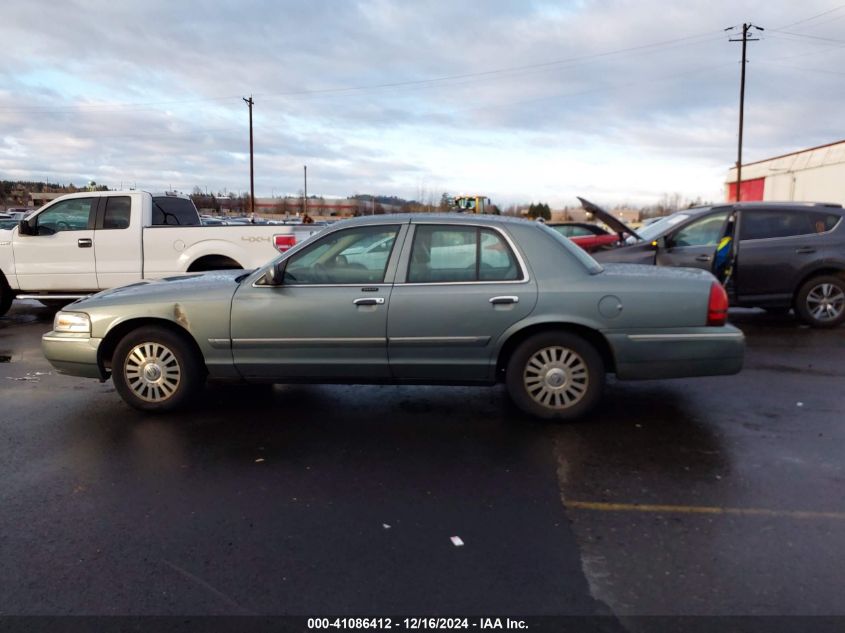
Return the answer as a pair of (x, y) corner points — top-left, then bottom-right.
(1, 0), (843, 206)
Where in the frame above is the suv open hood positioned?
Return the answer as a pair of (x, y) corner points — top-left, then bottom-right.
(577, 197), (642, 241)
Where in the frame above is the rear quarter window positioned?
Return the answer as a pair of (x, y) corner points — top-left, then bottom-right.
(538, 223), (603, 274)
(810, 212), (842, 233)
(152, 197), (200, 226)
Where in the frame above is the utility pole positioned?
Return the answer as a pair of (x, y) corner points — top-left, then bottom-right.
(728, 23), (763, 202)
(243, 96), (255, 215)
(303, 165), (308, 217)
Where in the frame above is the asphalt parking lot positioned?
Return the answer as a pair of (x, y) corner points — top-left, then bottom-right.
(1, 301), (843, 619)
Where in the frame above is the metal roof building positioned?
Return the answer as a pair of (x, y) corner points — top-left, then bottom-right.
(725, 139), (845, 204)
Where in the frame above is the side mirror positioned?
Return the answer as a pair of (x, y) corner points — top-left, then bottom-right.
(265, 261), (284, 286)
(18, 219), (35, 236)
(651, 236), (666, 250)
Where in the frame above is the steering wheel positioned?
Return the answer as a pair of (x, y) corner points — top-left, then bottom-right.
(56, 221), (71, 231)
(335, 254), (349, 266)
(313, 262), (329, 282)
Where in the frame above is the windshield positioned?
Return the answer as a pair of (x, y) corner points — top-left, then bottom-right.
(632, 212), (694, 243)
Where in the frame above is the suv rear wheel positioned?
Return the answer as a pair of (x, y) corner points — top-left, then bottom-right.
(795, 275), (845, 328)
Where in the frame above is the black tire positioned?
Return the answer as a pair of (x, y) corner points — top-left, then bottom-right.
(112, 326), (205, 412)
(39, 299), (73, 310)
(0, 278), (13, 317)
(505, 331), (605, 420)
(794, 275), (845, 329)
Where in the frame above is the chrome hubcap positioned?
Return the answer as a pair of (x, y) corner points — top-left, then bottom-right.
(124, 342), (181, 403)
(523, 346), (589, 410)
(807, 283), (845, 322)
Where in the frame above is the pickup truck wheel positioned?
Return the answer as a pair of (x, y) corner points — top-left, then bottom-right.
(506, 332), (604, 420)
(795, 275), (845, 328)
(112, 326), (204, 412)
(0, 279), (13, 317)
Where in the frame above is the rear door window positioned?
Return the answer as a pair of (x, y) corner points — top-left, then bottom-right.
(740, 210), (826, 240)
(407, 225), (521, 283)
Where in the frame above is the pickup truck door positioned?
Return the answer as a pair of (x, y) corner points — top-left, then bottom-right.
(93, 194), (143, 288)
(230, 223), (407, 379)
(12, 197), (98, 291)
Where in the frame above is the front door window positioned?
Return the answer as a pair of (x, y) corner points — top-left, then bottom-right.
(283, 225), (400, 284)
(33, 198), (94, 234)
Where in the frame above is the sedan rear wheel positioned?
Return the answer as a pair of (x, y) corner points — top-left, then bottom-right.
(112, 326), (204, 412)
(506, 332), (604, 420)
(795, 275), (845, 328)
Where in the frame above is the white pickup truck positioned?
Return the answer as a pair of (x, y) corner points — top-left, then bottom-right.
(0, 190), (323, 315)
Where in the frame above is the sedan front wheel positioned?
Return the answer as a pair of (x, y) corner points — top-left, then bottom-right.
(112, 326), (204, 412)
(506, 331), (604, 420)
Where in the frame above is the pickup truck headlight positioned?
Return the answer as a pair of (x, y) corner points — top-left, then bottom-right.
(54, 311), (91, 334)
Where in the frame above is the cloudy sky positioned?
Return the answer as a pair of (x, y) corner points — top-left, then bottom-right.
(2, 1), (844, 207)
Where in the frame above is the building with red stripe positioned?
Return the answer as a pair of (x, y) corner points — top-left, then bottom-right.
(725, 139), (845, 204)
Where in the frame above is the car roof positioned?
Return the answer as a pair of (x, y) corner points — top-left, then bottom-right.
(677, 202), (843, 215)
(330, 212), (537, 228)
(731, 201), (843, 211)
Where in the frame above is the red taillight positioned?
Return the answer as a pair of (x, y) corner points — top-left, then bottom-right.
(707, 282), (729, 326)
(274, 234), (296, 252)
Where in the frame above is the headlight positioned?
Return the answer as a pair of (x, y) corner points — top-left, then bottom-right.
(54, 311), (91, 334)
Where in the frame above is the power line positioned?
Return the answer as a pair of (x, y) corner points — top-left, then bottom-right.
(770, 4), (845, 31)
(771, 30), (845, 44)
(0, 29), (724, 114)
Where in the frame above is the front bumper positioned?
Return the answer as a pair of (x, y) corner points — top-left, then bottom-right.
(42, 331), (104, 379)
(606, 325), (745, 380)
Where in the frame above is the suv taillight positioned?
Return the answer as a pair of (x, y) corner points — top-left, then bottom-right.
(707, 282), (729, 326)
(274, 234), (296, 252)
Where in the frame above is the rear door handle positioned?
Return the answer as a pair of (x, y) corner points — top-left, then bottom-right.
(353, 297), (385, 306)
(795, 247), (816, 254)
(78, 238), (92, 248)
(695, 254), (712, 262)
(489, 296), (519, 305)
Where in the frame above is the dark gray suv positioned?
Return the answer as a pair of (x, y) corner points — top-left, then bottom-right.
(586, 200), (845, 328)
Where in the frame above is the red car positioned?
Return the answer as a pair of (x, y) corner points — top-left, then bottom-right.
(547, 222), (621, 252)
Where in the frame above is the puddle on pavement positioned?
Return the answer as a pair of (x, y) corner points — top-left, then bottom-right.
(0, 355), (11, 363)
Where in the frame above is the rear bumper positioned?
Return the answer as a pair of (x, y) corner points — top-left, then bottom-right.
(606, 325), (745, 380)
(42, 332), (104, 379)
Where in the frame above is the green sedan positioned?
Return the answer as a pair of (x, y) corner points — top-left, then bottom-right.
(42, 214), (744, 420)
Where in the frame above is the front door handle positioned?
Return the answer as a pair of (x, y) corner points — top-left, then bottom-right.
(795, 247), (816, 254)
(353, 297), (385, 306)
(78, 238), (92, 248)
(489, 296), (519, 305)
(695, 254), (712, 262)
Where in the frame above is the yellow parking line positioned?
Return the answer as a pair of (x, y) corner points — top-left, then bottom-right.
(566, 500), (845, 520)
